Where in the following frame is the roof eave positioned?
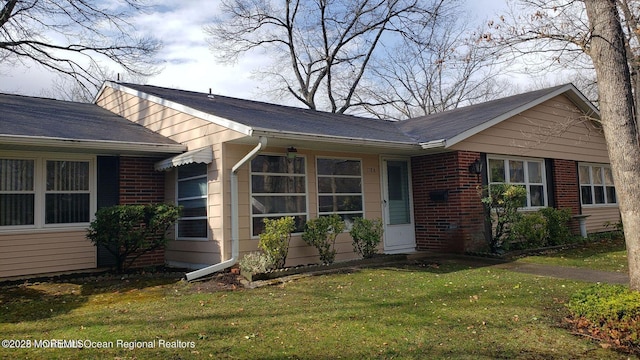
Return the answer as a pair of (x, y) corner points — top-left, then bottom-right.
(444, 83), (600, 148)
(0, 134), (187, 154)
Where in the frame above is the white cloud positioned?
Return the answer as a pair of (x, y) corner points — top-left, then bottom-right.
(0, 0), (513, 103)
(0, 0), (264, 101)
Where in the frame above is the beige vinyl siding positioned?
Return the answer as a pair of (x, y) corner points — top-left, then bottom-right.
(452, 95), (609, 163)
(96, 86), (249, 268)
(582, 206), (621, 233)
(0, 230), (96, 278)
(453, 94), (620, 233)
(227, 145), (383, 267)
(96, 87), (247, 147)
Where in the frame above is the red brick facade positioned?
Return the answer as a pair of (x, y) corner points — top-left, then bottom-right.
(411, 151), (486, 253)
(118, 157), (167, 269)
(119, 157), (166, 205)
(411, 154), (583, 253)
(550, 159), (581, 233)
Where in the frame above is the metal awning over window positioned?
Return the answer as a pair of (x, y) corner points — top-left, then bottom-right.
(155, 147), (213, 171)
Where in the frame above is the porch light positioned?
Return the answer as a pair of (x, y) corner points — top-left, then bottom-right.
(286, 146), (298, 159)
(468, 158), (483, 176)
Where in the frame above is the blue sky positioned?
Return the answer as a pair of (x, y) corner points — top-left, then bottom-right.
(0, 0), (509, 102)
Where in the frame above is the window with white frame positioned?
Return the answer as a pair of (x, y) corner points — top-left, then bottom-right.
(250, 154), (307, 236)
(316, 158), (363, 226)
(0, 159), (35, 226)
(488, 156), (547, 208)
(579, 163), (617, 205)
(45, 160), (90, 224)
(0, 156), (93, 228)
(176, 163), (208, 239)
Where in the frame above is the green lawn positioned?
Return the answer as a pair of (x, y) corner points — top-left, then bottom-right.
(515, 236), (628, 272)
(0, 256), (632, 359)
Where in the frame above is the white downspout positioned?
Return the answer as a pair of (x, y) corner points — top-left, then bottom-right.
(185, 136), (268, 281)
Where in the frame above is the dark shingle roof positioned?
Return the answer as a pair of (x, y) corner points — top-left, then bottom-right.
(0, 93), (180, 146)
(119, 83), (416, 144)
(109, 82), (597, 149)
(395, 85), (573, 144)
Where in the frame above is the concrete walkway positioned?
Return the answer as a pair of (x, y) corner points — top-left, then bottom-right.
(247, 254), (630, 288)
(425, 254), (630, 285)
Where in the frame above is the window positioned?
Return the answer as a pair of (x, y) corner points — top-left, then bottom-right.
(0, 159), (35, 226)
(317, 158), (363, 226)
(579, 163), (617, 205)
(488, 156), (546, 208)
(250, 154), (307, 236)
(176, 163), (208, 239)
(0, 155), (94, 228)
(46, 161), (90, 224)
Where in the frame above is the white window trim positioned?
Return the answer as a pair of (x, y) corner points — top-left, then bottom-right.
(579, 162), (617, 207)
(249, 153), (309, 238)
(0, 151), (96, 231)
(175, 164), (209, 241)
(315, 156), (365, 225)
(487, 155), (548, 209)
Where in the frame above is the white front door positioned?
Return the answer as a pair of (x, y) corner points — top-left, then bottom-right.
(381, 157), (415, 253)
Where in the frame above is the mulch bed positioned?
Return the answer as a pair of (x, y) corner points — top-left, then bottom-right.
(563, 316), (640, 356)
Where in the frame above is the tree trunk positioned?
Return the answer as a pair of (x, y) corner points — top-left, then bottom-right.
(584, 0), (640, 290)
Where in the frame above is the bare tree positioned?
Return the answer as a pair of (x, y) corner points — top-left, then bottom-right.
(42, 64), (149, 102)
(489, 0), (640, 290)
(486, 0), (640, 107)
(357, 13), (510, 120)
(583, 0), (640, 291)
(206, 0), (462, 115)
(0, 0), (161, 96)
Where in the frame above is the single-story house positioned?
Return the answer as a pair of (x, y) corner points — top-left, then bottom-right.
(0, 82), (619, 279)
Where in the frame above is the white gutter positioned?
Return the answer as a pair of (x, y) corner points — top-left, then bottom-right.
(419, 139), (446, 150)
(0, 134), (186, 154)
(185, 136), (268, 281)
(251, 129), (420, 150)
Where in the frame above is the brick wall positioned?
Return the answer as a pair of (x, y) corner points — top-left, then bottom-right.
(119, 157), (165, 205)
(119, 156), (167, 269)
(551, 159), (581, 234)
(412, 151), (486, 253)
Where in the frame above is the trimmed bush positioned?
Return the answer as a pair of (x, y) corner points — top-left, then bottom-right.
(258, 216), (295, 269)
(302, 214), (345, 264)
(511, 212), (548, 249)
(87, 204), (181, 273)
(350, 217), (384, 258)
(538, 207), (573, 246)
(568, 284), (640, 322)
(567, 284), (640, 349)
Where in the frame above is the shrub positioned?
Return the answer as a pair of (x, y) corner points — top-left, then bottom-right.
(302, 214), (345, 264)
(87, 204), (181, 273)
(481, 184), (527, 253)
(239, 251), (274, 275)
(603, 220), (625, 239)
(567, 284), (640, 349)
(511, 212), (548, 249)
(350, 217), (384, 258)
(568, 284), (640, 322)
(258, 216), (295, 269)
(538, 207), (573, 246)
